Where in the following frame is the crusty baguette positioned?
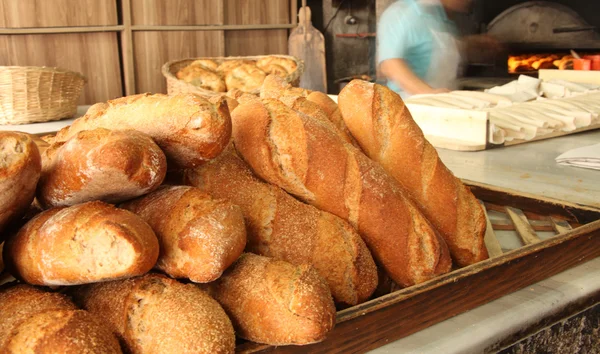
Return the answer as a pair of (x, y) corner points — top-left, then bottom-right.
(54, 93), (231, 169)
(38, 128), (167, 208)
(305, 91), (360, 146)
(338, 80), (488, 266)
(121, 186), (246, 283)
(260, 75), (359, 147)
(0, 132), (41, 239)
(206, 253), (335, 345)
(184, 147), (378, 305)
(0, 284), (121, 353)
(231, 98), (451, 287)
(4, 201), (159, 286)
(73, 273), (235, 354)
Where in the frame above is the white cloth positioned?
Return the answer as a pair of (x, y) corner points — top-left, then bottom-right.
(556, 143), (600, 170)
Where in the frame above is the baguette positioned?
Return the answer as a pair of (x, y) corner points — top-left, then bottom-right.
(184, 147), (378, 305)
(54, 93), (231, 169)
(231, 99), (451, 287)
(338, 80), (488, 266)
(38, 128), (167, 208)
(206, 253), (335, 345)
(0, 132), (41, 239)
(121, 186), (246, 283)
(0, 285), (121, 353)
(4, 201), (159, 286)
(260, 75), (359, 147)
(73, 273), (235, 354)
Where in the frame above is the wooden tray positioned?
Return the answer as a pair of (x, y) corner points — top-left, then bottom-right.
(237, 180), (600, 353)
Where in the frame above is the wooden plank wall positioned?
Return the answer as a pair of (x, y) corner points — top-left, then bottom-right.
(0, 0), (117, 27)
(0, 0), (293, 103)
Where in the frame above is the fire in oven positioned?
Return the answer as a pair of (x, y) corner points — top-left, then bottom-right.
(485, 1), (600, 75)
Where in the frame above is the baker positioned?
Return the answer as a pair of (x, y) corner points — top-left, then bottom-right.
(378, 0), (498, 97)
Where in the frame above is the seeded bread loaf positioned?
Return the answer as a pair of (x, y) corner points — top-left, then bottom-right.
(73, 273), (235, 354)
(206, 253), (336, 345)
(0, 284), (121, 353)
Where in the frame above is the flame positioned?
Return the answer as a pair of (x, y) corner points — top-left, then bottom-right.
(508, 54), (574, 72)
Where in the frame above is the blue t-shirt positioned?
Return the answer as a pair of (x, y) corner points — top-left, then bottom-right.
(377, 0), (458, 95)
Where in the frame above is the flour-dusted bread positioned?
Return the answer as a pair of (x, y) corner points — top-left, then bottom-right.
(37, 128), (166, 208)
(185, 147), (378, 305)
(231, 98), (451, 287)
(3, 201), (159, 286)
(73, 273), (235, 354)
(0, 132), (41, 239)
(338, 80), (488, 266)
(225, 64), (267, 93)
(0, 284), (121, 353)
(207, 253), (336, 346)
(121, 186), (246, 283)
(54, 93), (231, 169)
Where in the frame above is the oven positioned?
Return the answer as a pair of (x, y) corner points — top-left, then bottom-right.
(461, 1), (600, 89)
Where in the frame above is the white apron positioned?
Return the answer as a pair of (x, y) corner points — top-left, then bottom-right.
(426, 29), (462, 90)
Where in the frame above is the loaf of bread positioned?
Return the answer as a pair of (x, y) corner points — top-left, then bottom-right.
(189, 59), (219, 71)
(37, 128), (167, 208)
(256, 56), (298, 75)
(0, 132), (41, 239)
(217, 59), (254, 74)
(338, 80), (488, 266)
(184, 147), (378, 305)
(231, 99), (451, 287)
(225, 64), (267, 93)
(121, 186), (246, 283)
(176, 64), (227, 92)
(206, 253), (335, 345)
(259, 75), (359, 147)
(4, 201), (159, 286)
(0, 284), (121, 353)
(73, 273), (235, 354)
(54, 93), (231, 169)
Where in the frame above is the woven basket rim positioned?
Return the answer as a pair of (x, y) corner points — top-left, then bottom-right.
(0, 65), (88, 82)
(161, 54), (304, 96)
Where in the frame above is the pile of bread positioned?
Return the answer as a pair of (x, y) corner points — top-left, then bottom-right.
(176, 56), (298, 93)
(0, 75), (487, 353)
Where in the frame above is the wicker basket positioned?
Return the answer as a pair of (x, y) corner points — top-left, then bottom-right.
(162, 55), (304, 97)
(0, 66), (86, 125)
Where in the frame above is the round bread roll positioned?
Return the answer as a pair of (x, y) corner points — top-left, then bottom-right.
(207, 253), (336, 345)
(259, 63), (288, 77)
(217, 59), (254, 74)
(0, 132), (41, 239)
(225, 64), (267, 93)
(0, 285), (121, 353)
(4, 309), (122, 354)
(121, 186), (246, 283)
(256, 56), (297, 75)
(177, 65), (226, 92)
(189, 59), (219, 71)
(4, 201), (159, 286)
(37, 128), (167, 209)
(73, 273), (235, 354)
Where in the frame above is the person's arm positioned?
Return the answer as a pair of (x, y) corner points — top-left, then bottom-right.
(380, 58), (450, 95)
